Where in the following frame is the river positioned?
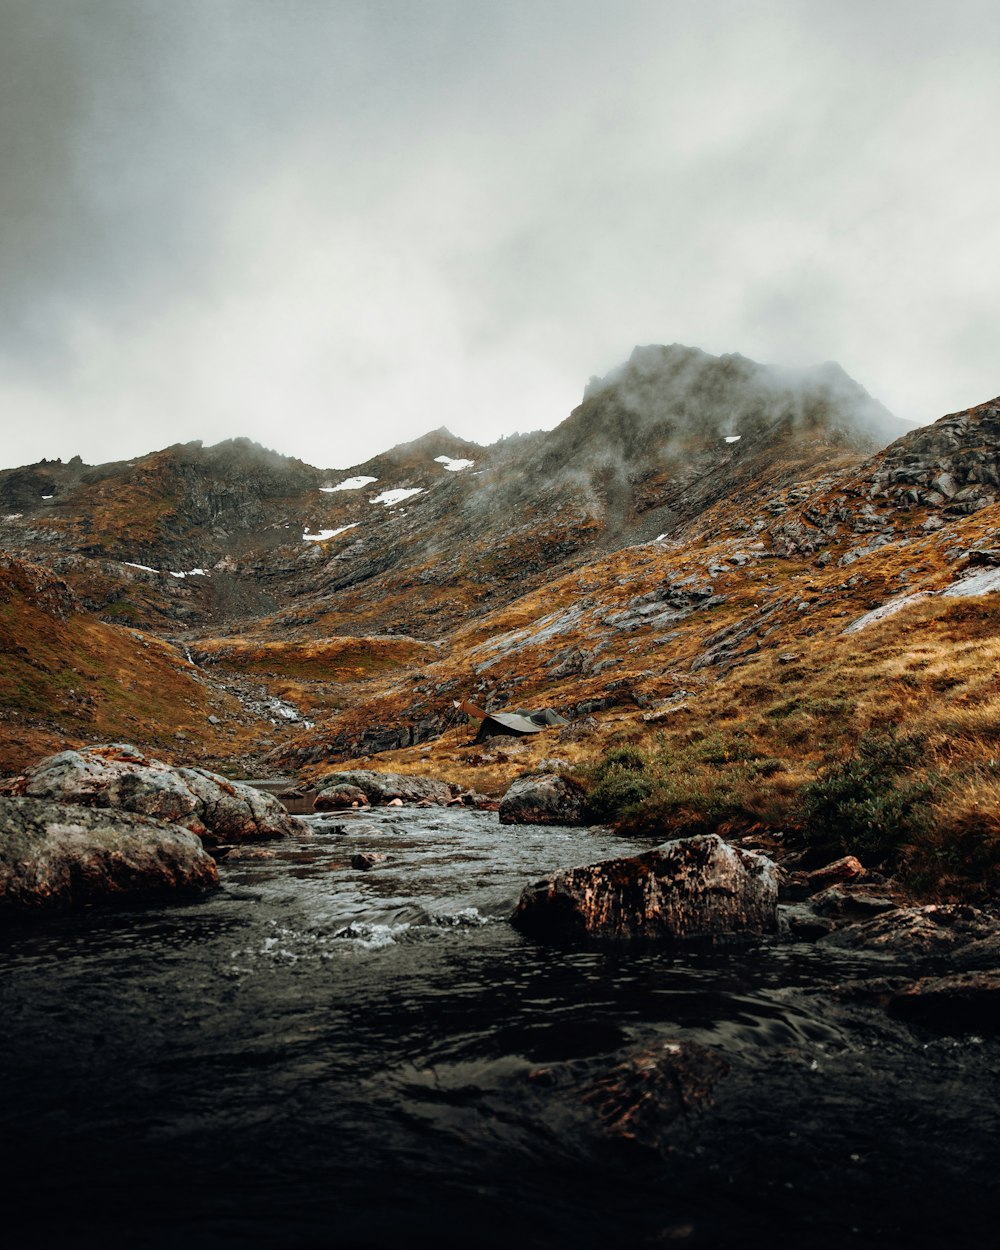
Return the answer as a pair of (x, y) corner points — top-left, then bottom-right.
(1, 807), (997, 1249)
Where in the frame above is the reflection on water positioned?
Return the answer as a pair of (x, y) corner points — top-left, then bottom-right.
(1, 807), (997, 1249)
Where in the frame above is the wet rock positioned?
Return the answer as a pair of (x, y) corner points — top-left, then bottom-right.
(351, 851), (388, 871)
(512, 834), (778, 942)
(810, 886), (897, 920)
(580, 1040), (728, 1144)
(314, 783), (369, 810)
(318, 770), (454, 805)
(275, 786), (309, 801)
(806, 855), (867, 893)
(786, 911), (837, 941)
(0, 796), (218, 914)
(820, 903), (995, 958)
(888, 971), (1000, 1033)
(499, 772), (586, 826)
(5, 743), (303, 845)
(461, 791), (500, 810)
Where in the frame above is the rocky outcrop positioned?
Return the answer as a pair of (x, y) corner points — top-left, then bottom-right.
(499, 772), (586, 826)
(0, 796), (218, 914)
(512, 833), (778, 942)
(316, 770), (454, 805)
(3, 743), (303, 844)
(819, 902), (994, 959)
(888, 971), (1000, 1033)
(314, 783), (370, 809)
(867, 398), (1000, 514)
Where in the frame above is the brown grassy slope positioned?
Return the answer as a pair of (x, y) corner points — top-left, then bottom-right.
(0, 556), (265, 774)
(277, 473), (1000, 805)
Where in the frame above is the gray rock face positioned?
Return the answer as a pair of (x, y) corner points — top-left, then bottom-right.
(318, 770), (454, 806)
(4, 744), (303, 844)
(314, 783), (370, 809)
(498, 772), (586, 826)
(0, 796), (218, 913)
(512, 833), (778, 942)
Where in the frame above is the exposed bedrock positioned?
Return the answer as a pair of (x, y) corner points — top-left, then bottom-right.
(314, 783), (371, 809)
(512, 833), (778, 942)
(498, 772), (587, 826)
(317, 770), (455, 805)
(0, 743), (303, 844)
(0, 796), (218, 914)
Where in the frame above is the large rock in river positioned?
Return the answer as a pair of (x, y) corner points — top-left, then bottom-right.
(512, 833), (778, 942)
(499, 772), (586, 826)
(318, 770), (454, 805)
(0, 796), (218, 914)
(1, 743), (303, 844)
(314, 783), (370, 810)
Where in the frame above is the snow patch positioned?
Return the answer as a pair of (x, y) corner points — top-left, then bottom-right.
(41, 494), (54, 499)
(4, 514), (22, 521)
(124, 562), (158, 572)
(169, 568), (208, 578)
(321, 476), (377, 493)
(370, 488), (424, 506)
(434, 456), (475, 472)
(303, 524), (359, 542)
(724, 435), (742, 444)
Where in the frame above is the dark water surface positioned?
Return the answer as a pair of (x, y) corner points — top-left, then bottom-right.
(2, 808), (998, 1249)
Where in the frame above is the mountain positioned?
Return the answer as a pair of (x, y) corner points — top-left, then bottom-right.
(0, 344), (904, 639)
(4, 346), (1000, 894)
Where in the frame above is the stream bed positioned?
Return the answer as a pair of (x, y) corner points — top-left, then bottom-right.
(2, 807), (997, 1248)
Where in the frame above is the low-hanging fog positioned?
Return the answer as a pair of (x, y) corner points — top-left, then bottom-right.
(1, 0), (998, 470)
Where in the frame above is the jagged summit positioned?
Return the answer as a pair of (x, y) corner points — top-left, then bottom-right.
(578, 342), (899, 452)
(0, 343), (914, 642)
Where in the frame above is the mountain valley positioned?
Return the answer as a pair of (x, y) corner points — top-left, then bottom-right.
(3, 343), (999, 895)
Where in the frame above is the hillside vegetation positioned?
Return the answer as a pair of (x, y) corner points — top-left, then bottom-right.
(2, 346), (999, 897)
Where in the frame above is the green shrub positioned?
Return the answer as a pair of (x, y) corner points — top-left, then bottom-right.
(795, 732), (938, 864)
(584, 769), (656, 822)
(600, 745), (648, 773)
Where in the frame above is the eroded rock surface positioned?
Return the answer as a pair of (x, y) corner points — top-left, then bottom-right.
(3, 743), (303, 844)
(0, 796), (218, 913)
(512, 833), (778, 941)
(314, 783), (370, 809)
(499, 772), (586, 826)
(318, 770), (454, 806)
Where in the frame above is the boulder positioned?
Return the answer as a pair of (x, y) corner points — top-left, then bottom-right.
(4, 744), (304, 844)
(351, 851), (388, 871)
(314, 783), (369, 810)
(580, 1041), (728, 1143)
(499, 772), (586, 826)
(810, 886), (897, 920)
(806, 855), (867, 893)
(820, 903), (995, 959)
(0, 796), (218, 914)
(318, 770), (454, 805)
(512, 833), (778, 942)
(888, 971), (1000, 1033)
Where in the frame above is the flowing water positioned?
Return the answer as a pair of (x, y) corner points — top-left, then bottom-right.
(2, 807), (997, 1249)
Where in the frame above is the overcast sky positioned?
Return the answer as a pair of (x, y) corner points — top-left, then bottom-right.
(1, 0), (998, 470)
